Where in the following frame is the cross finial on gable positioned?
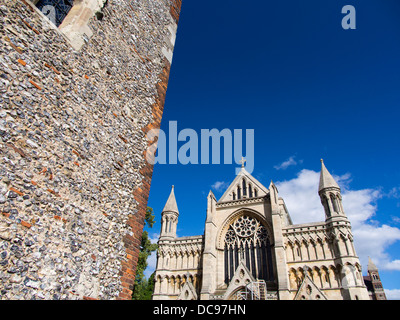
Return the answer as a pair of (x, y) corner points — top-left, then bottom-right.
(240, 157), (246, 168)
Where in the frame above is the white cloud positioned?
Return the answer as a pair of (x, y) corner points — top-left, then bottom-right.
(383, 259), (400, 271)
(391, 216), (400, 224)
(144, 251), (157, 278)
(387, 187), (400, 209)
(341, 189), (381, 227)
(388, 187), (400, 199)
(385, 289), (400, 300)
(275, 169), (322, 223)
(352, 224), (400, 271)
(275, 168), (400, 274)
(211, 181), (229, 192)
(144, 232), (159, 278)
(149, 232), (160, 244)
(274, 156), (302, 170)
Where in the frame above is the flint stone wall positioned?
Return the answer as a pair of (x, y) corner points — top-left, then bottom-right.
(0, 0), (181, 299)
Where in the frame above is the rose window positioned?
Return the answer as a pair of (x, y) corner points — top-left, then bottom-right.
(233, 216), (257, 237)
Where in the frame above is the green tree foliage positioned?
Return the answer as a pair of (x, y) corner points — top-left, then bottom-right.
(132, 271), (156, 300)
(132, 207), (158, 300)
(145, 205), (155, 228)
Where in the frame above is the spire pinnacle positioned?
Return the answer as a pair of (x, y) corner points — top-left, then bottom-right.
(318, 160), (340, 192)
(162, 185), (179, 214)
(368, 257), (378, 271)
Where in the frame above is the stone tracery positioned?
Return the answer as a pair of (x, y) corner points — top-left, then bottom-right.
(224, 215), (274, 284)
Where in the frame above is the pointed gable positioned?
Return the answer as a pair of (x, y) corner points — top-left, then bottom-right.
(223, 261), (256, 300)
(177, 281), (198, 300)
(294, 273), (327, 300)
(218, 167), (269, 203)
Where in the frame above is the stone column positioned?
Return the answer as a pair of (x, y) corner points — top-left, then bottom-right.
(200, 192), (217, 299)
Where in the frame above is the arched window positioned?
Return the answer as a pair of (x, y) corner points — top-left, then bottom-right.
(248, 184), (253, 198)
(232, 192), (236, 200)
(323, 268), (331, 288)
(35, 0), (73, 27)
(224, 215), (274, 284)
(331, 194), (339, 213)
(324, 197), (331, 217)
(164, 217), (169, 233)
(237, 186), (241, 199)
(254, 189), (258, 197)
(34, 0), (109, 50)
(242, 179), (247, 197)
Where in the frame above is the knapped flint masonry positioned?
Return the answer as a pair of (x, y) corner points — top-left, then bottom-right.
(0, 0), (181, 299)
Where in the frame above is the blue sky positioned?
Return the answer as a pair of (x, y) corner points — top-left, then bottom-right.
(145, 0), (400, 298)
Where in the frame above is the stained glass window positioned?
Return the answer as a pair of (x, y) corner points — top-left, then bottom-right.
(224, 215), (274, 284)
(36, 0), (73, 27)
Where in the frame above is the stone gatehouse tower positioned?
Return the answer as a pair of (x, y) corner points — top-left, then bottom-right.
(152, 160), (372, 300)
(0, 0), (181, 299)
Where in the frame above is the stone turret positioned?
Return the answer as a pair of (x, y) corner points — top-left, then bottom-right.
(365, 257), (387, 300)
(160, 186), (179, 239)
(318, 159), (347, 223)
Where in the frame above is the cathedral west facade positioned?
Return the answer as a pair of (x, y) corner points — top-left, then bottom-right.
(152, 160), (383, 300)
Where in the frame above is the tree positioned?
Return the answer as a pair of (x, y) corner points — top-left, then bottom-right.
(132, 207), (158, 300)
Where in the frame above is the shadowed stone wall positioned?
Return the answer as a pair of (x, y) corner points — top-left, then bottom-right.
(0, 0), (181, 299)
